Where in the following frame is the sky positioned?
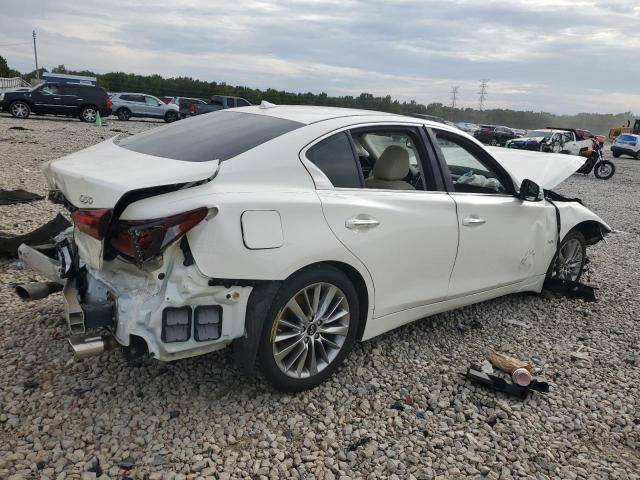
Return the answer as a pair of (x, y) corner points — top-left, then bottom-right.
(1, 0), (639, 114)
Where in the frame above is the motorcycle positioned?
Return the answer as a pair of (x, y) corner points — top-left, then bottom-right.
(577, 139), (615, 180)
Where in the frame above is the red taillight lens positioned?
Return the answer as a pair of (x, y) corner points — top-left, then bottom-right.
(109, 207), (208, 263)
(106, 97), (112, 110)
(71, 209), (113, 240)
(189, 104), (196, 114)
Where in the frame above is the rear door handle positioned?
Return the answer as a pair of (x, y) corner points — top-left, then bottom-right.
(346, 215), (380, 230)
(462, 216), (486, 226)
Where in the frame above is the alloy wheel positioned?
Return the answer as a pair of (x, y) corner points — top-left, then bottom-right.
(272, 282), (351, 379)
(82, 108), (97, 122)
(11, 103), (28, 118)
(553, 238), (584, 281)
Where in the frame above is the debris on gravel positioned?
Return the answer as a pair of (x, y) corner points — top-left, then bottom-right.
(0, 113), (638, 478)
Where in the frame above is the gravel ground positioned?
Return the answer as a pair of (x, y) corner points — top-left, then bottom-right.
(0, 113), (638, 480)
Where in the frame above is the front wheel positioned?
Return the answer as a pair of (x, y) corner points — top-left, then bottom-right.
(594, 160), (615, 180)
(257, 266), (359, 392)
(10, 101), (31, 119)
(164, 111), (179, 123)
(547, 229), (586, 282)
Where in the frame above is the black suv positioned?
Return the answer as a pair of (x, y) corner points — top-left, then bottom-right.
(0, 83), (111, 122)
(473, 125), (517, 146)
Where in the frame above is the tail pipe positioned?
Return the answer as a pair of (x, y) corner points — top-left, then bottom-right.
(15, 282), (63, 301)
(69, 334), (118, 360)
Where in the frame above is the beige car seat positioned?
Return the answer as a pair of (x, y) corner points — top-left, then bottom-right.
(364, 146), (415, 190)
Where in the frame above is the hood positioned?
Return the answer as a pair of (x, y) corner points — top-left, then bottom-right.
(44, 137), (219, 208)
(486, 147), (586, 189)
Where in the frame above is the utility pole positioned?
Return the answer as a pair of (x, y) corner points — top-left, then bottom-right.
(33, 30), (39, 79)
(450, 85), (459, 109)
(478, 79), (489, 111)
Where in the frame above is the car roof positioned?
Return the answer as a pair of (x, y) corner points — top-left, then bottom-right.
(223, 104), (424, 126)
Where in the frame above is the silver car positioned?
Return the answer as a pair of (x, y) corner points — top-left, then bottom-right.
(110, 93), (180, 122)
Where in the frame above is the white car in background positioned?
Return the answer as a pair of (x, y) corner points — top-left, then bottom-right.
(17, 105), (609, 391)
(456, 122), (480, 134)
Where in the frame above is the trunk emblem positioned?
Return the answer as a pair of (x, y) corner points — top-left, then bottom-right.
(79, 195), (94, 205)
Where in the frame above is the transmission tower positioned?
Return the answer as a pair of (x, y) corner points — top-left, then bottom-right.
(450, 86), (460, 109)
(478, 79), (489, 111)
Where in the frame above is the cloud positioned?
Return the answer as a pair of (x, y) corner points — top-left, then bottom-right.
(0, 0), (637, 114)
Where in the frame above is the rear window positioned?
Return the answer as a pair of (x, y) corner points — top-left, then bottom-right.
(118, 111), (303, 162)
(618, 134), (637, 142)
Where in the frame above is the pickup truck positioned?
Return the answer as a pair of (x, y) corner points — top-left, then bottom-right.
(506, 127), (593, 155)
(189, 95), (251, 115)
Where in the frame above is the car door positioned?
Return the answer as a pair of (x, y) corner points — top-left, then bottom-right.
(430, 128), (555, 298)
(30, 84), (63, 114)
(60, 85), (82, 115)
(144, 95), (163, 117)
(303, 125), (459, 318)
(125, 95), (146, 116)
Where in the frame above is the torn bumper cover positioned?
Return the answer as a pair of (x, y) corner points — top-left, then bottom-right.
(17, 234), (252, 362)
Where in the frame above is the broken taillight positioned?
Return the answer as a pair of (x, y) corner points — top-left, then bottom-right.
(109, 207), (208, 263)
(71, 209), (113, 240)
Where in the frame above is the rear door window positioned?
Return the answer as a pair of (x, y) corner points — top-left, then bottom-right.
(306, 132), (362, 188)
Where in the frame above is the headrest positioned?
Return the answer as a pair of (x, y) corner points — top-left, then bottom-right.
(373, 146), (410, 181)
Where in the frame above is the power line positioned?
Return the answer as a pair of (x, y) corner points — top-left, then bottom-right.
(450, 85), (459, 109)
(0, 41), (29, 47)
(478, 79), (489, 111)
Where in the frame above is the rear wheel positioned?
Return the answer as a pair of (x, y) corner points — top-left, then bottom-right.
(547, 229), (586, 282)
(116, 108), (131, 121)
(594, 160), (615, 180)
(80, 105), (98, 123)
(10, 101), (30, 119)
(164, 111), (179, 123)
(257, 266), (359, 392)
(635, 151), (640, 160)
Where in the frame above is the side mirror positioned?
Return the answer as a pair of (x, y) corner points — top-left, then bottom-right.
(519, 179), (542, 202)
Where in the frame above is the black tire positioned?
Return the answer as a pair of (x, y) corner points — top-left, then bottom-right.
(257, 265), (359, 392)
(80, 105), (98, 123)
(546, 229), (586, 282)
(635, 152), (640, 160)
(116, 108), (131, 121)
(594, 160), (615, 180)
(490, 138), (497, 146)
(9, 101), (30, 119)
(164, 111), (179, 123)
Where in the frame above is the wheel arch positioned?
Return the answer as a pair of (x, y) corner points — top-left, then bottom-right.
(232, 259), (373, 375)
(572, 220), (609, 246)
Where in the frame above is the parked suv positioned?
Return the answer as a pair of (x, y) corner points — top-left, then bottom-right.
(190, 95), (252, 115)
(0, 82), (111, 122)
(474, 125), (517, 146)
(611, 133), (640, 159)
(174, 97), (207, 118)
(110, 93), (180, 122)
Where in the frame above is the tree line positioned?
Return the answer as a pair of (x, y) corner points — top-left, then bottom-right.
(1, 56), (634, 134)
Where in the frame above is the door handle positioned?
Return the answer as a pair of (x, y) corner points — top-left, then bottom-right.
(345, 215), (380, 230)
(462, 216), (486, 226)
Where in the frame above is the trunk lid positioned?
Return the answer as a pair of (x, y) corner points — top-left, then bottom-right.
(487, 147), (586, 189)
(44, 137), (219, 209)
(44, 137), (218, 271)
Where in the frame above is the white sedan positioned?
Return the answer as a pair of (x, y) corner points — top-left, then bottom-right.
(17, 104), (610, 391)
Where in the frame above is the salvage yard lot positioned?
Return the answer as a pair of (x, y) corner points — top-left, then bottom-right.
(0, 113), (638, 479)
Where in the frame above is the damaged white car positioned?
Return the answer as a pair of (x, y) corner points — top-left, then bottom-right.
(16, 105), (610, 391)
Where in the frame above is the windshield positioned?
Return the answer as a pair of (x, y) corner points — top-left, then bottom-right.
(526, 130), (552, 139)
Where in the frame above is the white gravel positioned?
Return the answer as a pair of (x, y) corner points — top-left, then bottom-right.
(0, 113), (638, 479)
